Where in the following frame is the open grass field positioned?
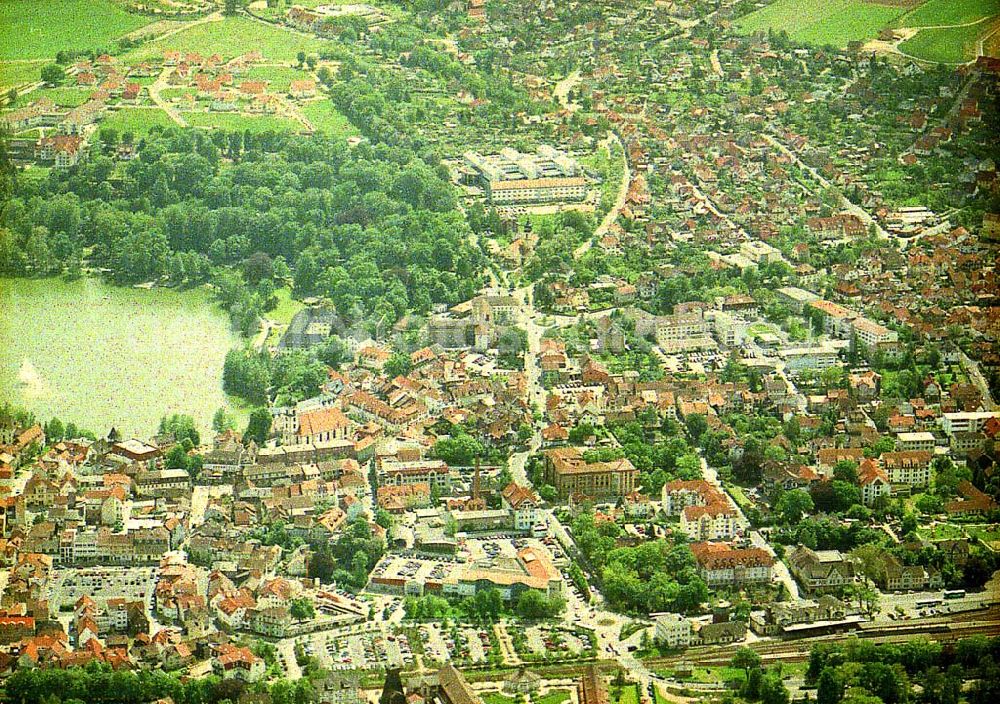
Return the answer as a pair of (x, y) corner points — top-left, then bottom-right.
(0, 0), (154, 60)
(301, 100), (358, 137)
(894, 0), (999, 28)
(899, 20), (995, 62)
(183, 111), (302, 133)
(735, 0), (906, 47)
(123, 16), (332, 64)
(267, 288), (304, 326)
(101, 106), (177, 135)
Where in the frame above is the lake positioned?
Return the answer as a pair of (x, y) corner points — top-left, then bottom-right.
(0, 277), (242, 439)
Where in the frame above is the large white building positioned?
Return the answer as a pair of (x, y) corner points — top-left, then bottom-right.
(465, 147), (588, 205)
(941, 412), (997, 436)
(655, 310), (713, 352)
(780, 346), (840, 375)
(501, 482), (541, 532)
(896, 431), (936, 452)
(881, 451), (932, 488)
(654, 613), (692, 648)
(681, 503), (740, 541)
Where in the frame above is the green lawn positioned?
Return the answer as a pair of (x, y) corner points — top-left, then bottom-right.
(0, 61), (42, 89)
(101, 106), (177, 135)
(183, 111), (303, 133)
(966, 524), (1000, 547)
(267, 288), (304, 326)
(917, 522), (966, 541)
(483, 694), (517, 704)
(895, 0), (999, 27)
(899, 22), (991, 62)
(0, 0), (154, 60)
(656, 666), (746, 684)
(124, 16), (332, 64)
(300, 100), (358, 137)
(610, 684), (640, 704)
(535, 691), (571, 704)
(735, 0), (906, 47)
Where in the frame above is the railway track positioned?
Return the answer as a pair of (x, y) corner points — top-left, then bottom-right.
(642, 611), (1000, 668)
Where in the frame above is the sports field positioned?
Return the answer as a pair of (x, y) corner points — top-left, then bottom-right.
(0, 0), (154, 60)
(735, 0), (906, 47)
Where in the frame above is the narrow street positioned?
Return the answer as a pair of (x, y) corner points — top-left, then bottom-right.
(761, 131), (891, 240)
(574, 132), (630, 259)
(149, 65), (189, 127)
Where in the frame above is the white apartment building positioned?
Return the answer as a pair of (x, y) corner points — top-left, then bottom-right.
(780, 346), (840, 375)
(680, 503), (739, 541)
(896, 431), (936, 452)
(941, 412), (997, 436)
(654, 613), (692, 648)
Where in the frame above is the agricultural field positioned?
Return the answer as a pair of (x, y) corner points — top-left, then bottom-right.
(893, 0), (999, 28)
(301, 100), (358, 137)
(100, 106), (177, 135)
(0, 61), (42, 90)
(244, 65), (316, 92)
(123, 16), (333, 64)
(899, 22), (993, 63)
(11, 87), (94, 108)
(0, 0), (154, 60)
(735, 0), (906, 47)
(182, 111), (303, 133)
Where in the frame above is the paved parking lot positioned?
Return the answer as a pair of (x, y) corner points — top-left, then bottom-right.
(524, 626), (585, 656)
(315, 629), (415, 670)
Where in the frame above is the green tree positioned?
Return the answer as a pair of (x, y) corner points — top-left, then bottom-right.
(384, 353), (412, 378)
(817, 667), (844, 704)
(732, 646), (762, 679)
(244, 407), (272, 445)
(212, 407), (236, 435)
(44, 417), (65, 443)
(760, 673), (789, 704)
(776, 489), (814, 524)
(159, 414), (200, 446)
(40, 64), (64, 85)
(290, 597), (315, 622)
(433, 433), (482, 466)
(685, 413), (708, 442)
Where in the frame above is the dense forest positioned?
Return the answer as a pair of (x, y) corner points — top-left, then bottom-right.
(0, 128), (484, 334)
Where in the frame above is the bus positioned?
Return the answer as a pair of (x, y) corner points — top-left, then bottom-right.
(943, 589), (966, 600)
(916, 598), (942, 608)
